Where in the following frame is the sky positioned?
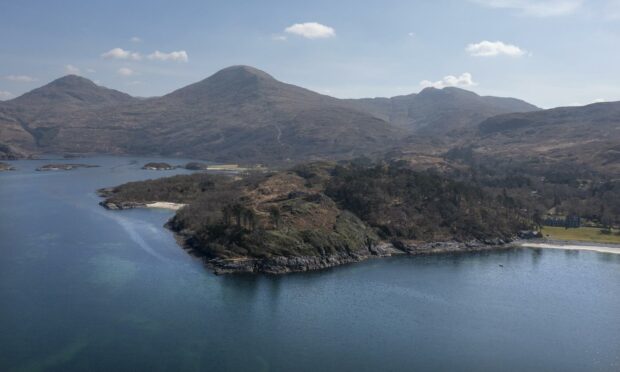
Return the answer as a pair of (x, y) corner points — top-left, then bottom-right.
(0, 0), (619, 108)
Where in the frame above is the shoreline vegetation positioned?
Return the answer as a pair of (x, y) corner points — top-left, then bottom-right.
(540, 226), (620, 245)
(98, 160), (533, 274)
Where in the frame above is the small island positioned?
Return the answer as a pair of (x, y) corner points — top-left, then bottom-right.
(142, 162), (176, 170)
(100, 160), (532, 274)
(0, 162), (16, 171)
(36, 163), (99, 171)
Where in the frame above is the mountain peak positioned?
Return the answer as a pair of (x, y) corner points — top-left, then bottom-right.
(212, 65), (275, 80)
(418, 86), (479, 98)
(51, 74), (97, 86)
(164, 65), (280, 102)
(11, 74), (133, 107)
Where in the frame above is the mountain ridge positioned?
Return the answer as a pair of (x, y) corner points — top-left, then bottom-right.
(0, 66), (403, 162)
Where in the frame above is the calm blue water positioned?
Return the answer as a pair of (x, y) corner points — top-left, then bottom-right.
(0, 156), (619, 372)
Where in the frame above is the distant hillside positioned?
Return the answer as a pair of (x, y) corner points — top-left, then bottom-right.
(473, 102), (620, 174)
(346, 87), (539, 136)
(0, 66), (403, 163)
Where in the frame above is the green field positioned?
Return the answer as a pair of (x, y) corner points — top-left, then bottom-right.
(541, 226), (620, 244)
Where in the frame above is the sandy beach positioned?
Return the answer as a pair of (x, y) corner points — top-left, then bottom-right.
(146, 202), (187, 211)
(519, 241), (620, 255)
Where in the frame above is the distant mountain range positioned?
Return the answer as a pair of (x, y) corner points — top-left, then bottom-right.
(345, 86), (539, 136)
(0, 65), (617, 170)
(0, 66), (401, 162)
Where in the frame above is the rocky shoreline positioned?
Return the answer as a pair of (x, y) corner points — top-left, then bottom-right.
(202, 242), (514, 275)
(169, 223), (513, 275)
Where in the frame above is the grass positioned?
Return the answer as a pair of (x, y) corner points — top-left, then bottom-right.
(541, 226), (620, 244)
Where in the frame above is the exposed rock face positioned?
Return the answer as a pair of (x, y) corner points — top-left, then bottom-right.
(188, 238), (511, 275)
(207, 252), (372, 275)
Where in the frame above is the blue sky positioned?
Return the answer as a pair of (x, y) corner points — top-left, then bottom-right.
(0, 0), (619, 108)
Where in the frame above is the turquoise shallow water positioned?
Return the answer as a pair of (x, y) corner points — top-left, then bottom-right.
(1, 156), (619, 372)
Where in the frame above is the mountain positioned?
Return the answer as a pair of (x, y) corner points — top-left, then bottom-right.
(9, 75), (134, 109)
(346, 87), (539, 136)
(0, 75), (136, 158)
(471, 101), (620, 174)
(0, 66), (404, 163)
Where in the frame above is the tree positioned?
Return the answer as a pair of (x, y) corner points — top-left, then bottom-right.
(232, 203), (244, 226)
(268, 206), (281, 229)
(242, 209), (257, 231)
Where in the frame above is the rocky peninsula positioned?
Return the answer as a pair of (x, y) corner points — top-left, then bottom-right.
(99, 160), (532, 274)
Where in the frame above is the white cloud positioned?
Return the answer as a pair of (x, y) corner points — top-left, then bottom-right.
(102, 47), (141, 60)
(592, 98), (606, 103)
(5, 75), (37, 82)
(284, 22), (335, 39)
(147, 50), (188, 62)
(272, 35), (287, 41)
(420, 73), (477, 89)
(118, 67), (134, 77)
(0, 91), (13, 100)
(466, 40), (526, 57)
(472, 0), (583, 17)
(65, 64), (81, 75)
(130, 36), (142, 43)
